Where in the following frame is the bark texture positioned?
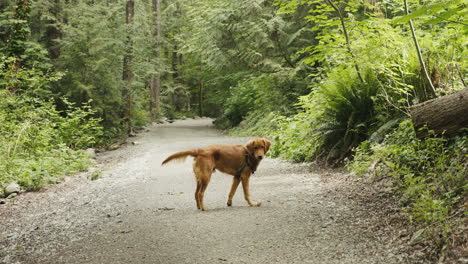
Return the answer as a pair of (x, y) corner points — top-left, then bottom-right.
(122, 0), (134, 133)
(410, 88), (468, 138)
(150, 0), (161, 114)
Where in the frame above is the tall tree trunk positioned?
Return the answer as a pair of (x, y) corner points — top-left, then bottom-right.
(172, 43), (178, 80)
(403, 0), (436, 97)
(178, 53), (183, 79)
(150, 0), (161, 117)
(5, 0), (30, 92)
(122, 0), (134, 134)
(326, 0), (364, 83)
(410, 88), (468, 138)
(10, 0), (30, 58)
(198, 81), (203, 117)
(45, 0), (62, 60)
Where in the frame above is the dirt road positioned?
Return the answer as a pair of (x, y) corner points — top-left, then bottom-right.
(0, 118), (413, 263)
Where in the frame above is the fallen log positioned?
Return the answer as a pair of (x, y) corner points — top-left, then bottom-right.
(410, 88), (468, 138)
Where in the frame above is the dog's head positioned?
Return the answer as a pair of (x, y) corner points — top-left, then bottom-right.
(246, 138), (271, 160)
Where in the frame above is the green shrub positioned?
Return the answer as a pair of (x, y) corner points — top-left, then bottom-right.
(312, 70), (379, 161)
(55, 98), (103, 149)
(229, 110), (280, 137)
(262, 68), (380, 163)
(270, 113), (320, 162)
(0, 91), (101, 191)
(350, 120), (467, 224)
(220, 74), (291, 128)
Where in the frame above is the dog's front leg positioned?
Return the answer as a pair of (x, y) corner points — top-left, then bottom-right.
(241, 176), (261, 207)
(227, 177), (240, 206)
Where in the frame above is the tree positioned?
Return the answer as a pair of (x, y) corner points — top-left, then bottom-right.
(403, 0), (436, 97)
(149, 0), (161, 116)
(325, 0), (364, 83)
(410, 88), (468, 138)
(7, 0), (30, 59)
(122, 0), (135, 133)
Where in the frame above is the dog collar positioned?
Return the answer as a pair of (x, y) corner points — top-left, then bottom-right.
(235, 152), (255, 178)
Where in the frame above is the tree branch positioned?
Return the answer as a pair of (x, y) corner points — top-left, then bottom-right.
(326, 0), (365, 83)
(404, 0), (436, 96)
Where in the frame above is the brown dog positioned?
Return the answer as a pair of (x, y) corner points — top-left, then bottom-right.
(162, 138), (271, 211)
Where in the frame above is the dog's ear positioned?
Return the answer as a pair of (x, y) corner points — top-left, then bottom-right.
(246, 139), (256, 154)
(263, 138), (271, 153)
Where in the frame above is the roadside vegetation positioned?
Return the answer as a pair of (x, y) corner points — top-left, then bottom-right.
(0, 0), (465, 261)
(227, 0), (467, 261)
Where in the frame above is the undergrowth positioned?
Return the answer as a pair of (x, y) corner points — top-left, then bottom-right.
(0, 91), (102, 193)
(349, 120), (467, 257)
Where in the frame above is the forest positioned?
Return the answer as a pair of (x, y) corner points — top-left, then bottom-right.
(0, 0), (466, 261)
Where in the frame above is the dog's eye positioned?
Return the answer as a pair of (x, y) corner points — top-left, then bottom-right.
(254, 147), (258, 150)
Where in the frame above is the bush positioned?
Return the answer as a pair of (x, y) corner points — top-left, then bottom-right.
(0, 91), (102, 191)
(229, 110), (280, 137)
(270, 113), (320, 162)
(219, 74), (291, 128)
(263, 68), (380, 163)
(312, 70), (379, 161)
(350, 120), (467, 225)
(55, 98), (103, 149)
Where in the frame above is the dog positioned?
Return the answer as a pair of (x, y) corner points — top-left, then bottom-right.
(161, 138), (271, 211)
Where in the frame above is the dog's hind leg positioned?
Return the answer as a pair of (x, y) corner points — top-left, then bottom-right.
(195, 181), (202, 209)
(198, 180), (210, 211)
(241, 176), (261, 207)
(193, 157), (213, 211)
(227, 177), (240, 206)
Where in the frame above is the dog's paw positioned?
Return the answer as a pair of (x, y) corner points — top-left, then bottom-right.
(250, 202), (262, 207)
(227, 201), (232, 207)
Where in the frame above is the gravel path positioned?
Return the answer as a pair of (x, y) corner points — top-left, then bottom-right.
(0, 118), (414, 264)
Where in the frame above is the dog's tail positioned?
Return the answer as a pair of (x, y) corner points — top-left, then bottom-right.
(161, 149), (199, 165)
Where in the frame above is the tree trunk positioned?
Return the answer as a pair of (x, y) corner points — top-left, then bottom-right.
(45, 0), (62, 60)
(172, 44), (178, 80)
(150, 0), (161, 116)
(149, 77), (160, 111)
(10, 0), (30, 58)
(178, 53), (183, 78)
(410, 88), (468, 138)
(5, 0), (30, 92)
(122, 0), (134, 134)
(199, 81), (203, 117)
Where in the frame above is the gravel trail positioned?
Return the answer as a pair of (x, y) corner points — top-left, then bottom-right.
(0, 118), (412, 264)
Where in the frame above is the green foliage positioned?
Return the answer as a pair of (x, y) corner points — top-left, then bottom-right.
(350, 120), (467, 225)
(230, 111), (280, 137)
(0, 56), (61, 94)
(0, 0), (464, 258)
(0, 0), (31, 58)
(0, 90), (101, 191)
(87, 170), (103, 181)
(26, 0), (170, 136)
(264, 68), (379, 163)
(270, 113), (321, 162)
(50, 0), (126, 133)
(220, 75), (282, 127)
(237, 0), (466, 164)
(392, 0), (467, 26)
(312, 70), (379, 160)
(55, 98), (103, 149)
(181, 0), (313, 124)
